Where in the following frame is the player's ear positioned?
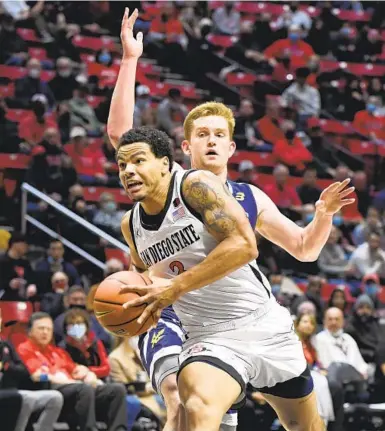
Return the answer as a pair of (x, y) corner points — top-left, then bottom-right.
(181, 139), (190, 156)
(229, 140), (236, 158)
(161, 156), (169, 175)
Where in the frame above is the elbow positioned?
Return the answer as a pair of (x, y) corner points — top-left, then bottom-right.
(106, 125), (119, 149)
(297, 250), (320, 262)
(238, 236), (259, 263)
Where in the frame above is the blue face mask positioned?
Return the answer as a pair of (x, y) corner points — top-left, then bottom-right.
(67, 323), (87, 340)
(305, 214), (314, 224)
(365, 283), (378, 297)
(103, 201), (117, 213)
(271, 284), (281, 296)
(340, 27), (351, 37)
(366, 103), (377, 113)
(289, 32), (300, 42)
(333, 215), (343, 226)
(98, 52), (111, 65)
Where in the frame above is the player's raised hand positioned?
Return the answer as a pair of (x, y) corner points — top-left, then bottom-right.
(120, 278), (181, 325)
(121, 7), (143, 60)
(315, 178), (355, 216)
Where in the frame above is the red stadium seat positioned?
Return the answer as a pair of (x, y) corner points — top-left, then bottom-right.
(308, 118), (354, 135)
(28, 47), (48, 60)
(207, 34), (238, 48)
(72, 35), (117, 52)
(86, 95), (106, 109)
(16, 28), (39, 42)
(0, 84), (15, 98)
(83, 187), (132, 205)
(6, 109), (30, 122)
(0, 153), (31, 169)
(40, 70), (55, 82)
(331, 8), (371, 22)
(105, 248), (129, 266)
(0, 301), (33, 341)
(340, 190), (363, 222)
(230, 151), (275, 167)
(226, 72), (258, 86)
(0, 66), (26, 80)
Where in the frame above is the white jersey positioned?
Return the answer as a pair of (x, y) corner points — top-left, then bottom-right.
(130, 170), (272, 328)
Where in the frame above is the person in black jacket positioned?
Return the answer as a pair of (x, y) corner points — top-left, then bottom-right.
(0, 309), (63, 431)
(0, 232), (37, 301)
(40, 271), (68, 319)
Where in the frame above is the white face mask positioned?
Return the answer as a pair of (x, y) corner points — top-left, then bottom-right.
(67, 323), (87, 339)
(29, 68), (41, 79)
(58, 69), (72, 78)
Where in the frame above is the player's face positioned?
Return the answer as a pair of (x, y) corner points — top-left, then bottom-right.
(182, 116), (236, 174)
(117, 142), (169, 202)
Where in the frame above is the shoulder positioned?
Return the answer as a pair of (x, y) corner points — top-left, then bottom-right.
(121, 209), (132, 227)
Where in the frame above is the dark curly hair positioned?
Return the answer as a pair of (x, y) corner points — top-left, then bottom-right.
(118, 126), (173, 172)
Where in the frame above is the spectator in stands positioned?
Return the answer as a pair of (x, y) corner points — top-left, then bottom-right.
(59, 308), (110, 380)
(334, 165), (352, 182)
(92, 192), (125, 238)
(352, 206), (384, 247)
(361, 274), (383, 310)
(306, 18), (331, 57)
(212, 3), (241, 36)
(14, 58), (55, 109)
(328, 286), (350, 317)
(18, 94), (58, 148)
(40, 271), (68, 319)
(353, 95), (385, 141)
(109, 337), (166, 424)
(352, 171), (372, 217)
(0, 13), (28, 65)
(234, 99), (268, 151)
(264, 24), (315, 69)
(332, 22), (360, 63)
(367, 77), (384, 99)
(236, 161), (257, 186)
(264, 164), (303, 218)
(373, 185), (385, 213)
(314, 307), (368, 378)
(297, 166), (321, 205)
(67, 183), (84, 207)
(273, 1), (312, 33)
(0, 97), (20, 152)
(294, 313), (341, 430)
(0, 309), (64, 431)
(345, 294), (381, 364)
(281, 67), (321, 126)
(35, 240), (80, 294)
(273, 120), (313, 171)
(357, 28), (383, 64)
(0, 232), (37, 301)
(54, 286), (111, 350)
(17, 312), (127, 431)
(292, 275), (325, 324)
(64, 126), (109, 185)
(346, 232), (385, 280)
(157, 88), (188, 138)
(68, 84), (102, 135)
(318, 226), (349, 278)
(25, 127), (77, 199)
(49, 57), (78, 102)
(133, 85), (151, 127)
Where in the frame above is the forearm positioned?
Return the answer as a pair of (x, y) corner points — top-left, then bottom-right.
(107, 57), (138, 148)
(300, 211), (334, 261)
(173, 237), (257, 295)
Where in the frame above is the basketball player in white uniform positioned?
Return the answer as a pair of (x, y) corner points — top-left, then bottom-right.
(108, 9), (355, 431)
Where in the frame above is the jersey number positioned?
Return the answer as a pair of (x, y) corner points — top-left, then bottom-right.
(235, 192), (245, 201)
(169, 261), (185, 275)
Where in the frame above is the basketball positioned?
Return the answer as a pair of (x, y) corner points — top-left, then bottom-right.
(94, 271), (154, 337)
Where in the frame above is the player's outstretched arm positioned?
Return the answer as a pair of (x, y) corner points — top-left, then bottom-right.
(251, 179), (355, 262)
(107, 8), (143, 149)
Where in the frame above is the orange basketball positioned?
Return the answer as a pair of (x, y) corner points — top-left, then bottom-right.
(94, 271), (154, 337)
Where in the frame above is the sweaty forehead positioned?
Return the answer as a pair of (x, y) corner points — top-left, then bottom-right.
(192, 115), (229, 132)
(117, 142), (152, 160)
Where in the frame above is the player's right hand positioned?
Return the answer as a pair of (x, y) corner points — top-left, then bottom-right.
(121, 7), (143, 60)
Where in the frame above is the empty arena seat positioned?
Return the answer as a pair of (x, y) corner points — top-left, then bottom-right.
(0, 66), (26, 80)
(0, 301), (33, 341)
(226, 72), (258, 86)
(0, 153), (31, 169)
(72, 35), (117, 52)
(16, 28), (39, 42)
(105, 248), (129, 266)
(28, 47), (48, 60)
(230, 151), (275, 167)
(207, 34), (238, 48)
(308, 118), (354, 135)
(0, 84), (15, 98)
(83, 187), (132, 205)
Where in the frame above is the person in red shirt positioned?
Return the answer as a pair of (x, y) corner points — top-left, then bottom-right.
(17, 312), (128, 431)
(64, 126), (109, 185)
(18, 94), (58, 147)
(264, 24), (315, 69)
(273, 121), (313, 171)
(58, 308), (110, 379)
(264, 164), (303, 216)
(256, 105), (286, 145)
(353, 96), (385, 141)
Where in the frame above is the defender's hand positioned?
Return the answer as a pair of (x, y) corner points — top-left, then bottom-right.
(121, 8), (143, 60)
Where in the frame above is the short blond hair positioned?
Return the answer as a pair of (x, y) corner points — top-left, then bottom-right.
(183, 101), (235, 141)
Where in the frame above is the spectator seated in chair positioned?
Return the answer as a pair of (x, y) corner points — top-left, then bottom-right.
(39, 271), (68, 319)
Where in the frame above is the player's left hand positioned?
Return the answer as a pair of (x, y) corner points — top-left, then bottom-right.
(120, 277), (181, 325)
(315, 178), (355, 216)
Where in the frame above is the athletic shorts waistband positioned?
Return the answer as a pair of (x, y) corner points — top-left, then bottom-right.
(183, 297), (275, 335)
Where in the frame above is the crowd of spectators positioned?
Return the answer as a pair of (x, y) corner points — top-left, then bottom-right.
(1, 1), (385, 430)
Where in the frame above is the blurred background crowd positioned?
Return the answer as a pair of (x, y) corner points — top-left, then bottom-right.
(1, 1), (385, 430)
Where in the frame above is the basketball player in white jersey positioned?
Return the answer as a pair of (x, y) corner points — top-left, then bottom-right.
(108, 9), (355, 431)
